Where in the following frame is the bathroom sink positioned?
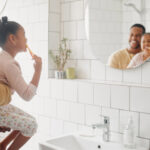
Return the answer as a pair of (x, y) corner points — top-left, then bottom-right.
(39, 134), (147, 150)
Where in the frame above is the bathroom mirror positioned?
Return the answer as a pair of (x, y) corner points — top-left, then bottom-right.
(0, 0), (7, 16)
(85, 0), (150, 70)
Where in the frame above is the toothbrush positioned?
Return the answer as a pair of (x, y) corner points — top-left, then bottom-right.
(26, 44), (34, 57)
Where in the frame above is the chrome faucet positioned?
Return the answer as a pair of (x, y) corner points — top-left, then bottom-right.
(92, 116), (110, 142)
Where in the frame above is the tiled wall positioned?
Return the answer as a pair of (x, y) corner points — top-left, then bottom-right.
(48, 0), (150, 149)
(48, 79), (150, 148)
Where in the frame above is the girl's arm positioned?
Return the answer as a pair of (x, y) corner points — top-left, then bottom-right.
(5, 56), (42, 101)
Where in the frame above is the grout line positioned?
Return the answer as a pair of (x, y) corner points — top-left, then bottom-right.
(138, 112), (140, 137)
(129, 86), (130, 111)
(110, 85), (111, 108)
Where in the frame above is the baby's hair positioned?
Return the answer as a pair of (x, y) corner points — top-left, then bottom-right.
(0, 16), (21, 47)
(142, 32), (150, 37)
(130, 24), (146, 34)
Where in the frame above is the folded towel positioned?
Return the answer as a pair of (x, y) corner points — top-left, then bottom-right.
(0, 83), (11, 106)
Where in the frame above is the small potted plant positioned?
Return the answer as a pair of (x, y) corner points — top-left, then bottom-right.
(49, 38), (71, 79)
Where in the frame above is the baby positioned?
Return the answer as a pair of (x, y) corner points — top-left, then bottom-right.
(127, 33), (150, 68)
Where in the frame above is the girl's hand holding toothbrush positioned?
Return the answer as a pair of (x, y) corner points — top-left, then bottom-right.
(26, 44), (42, 73)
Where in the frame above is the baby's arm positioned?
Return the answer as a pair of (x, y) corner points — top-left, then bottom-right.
(127, 53), (143, 69)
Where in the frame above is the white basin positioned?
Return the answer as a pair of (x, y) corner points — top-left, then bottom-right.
(39, 134), (147, 150)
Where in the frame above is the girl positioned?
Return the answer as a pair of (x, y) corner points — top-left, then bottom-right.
(127, 33), (150, 68)
(0, 16), (42, 150)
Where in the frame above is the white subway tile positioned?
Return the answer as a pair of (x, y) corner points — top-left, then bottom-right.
(91, 60), (106, 80)
(142, 62), (150, 84)
(44, 98), (57, 117)
(77, 21), (86, 39)
(61, 23), (64, 39)
(37, 79), (51, 97)
(64, 0), (76, 2)
(70, 40), (84, 59)
(39, 3), (48, 21)
(70, 103), (85, 124)
(61, 3), (70, 21)
(111, 11), (122, 22)
(140, 113), (150, 139)
(145, 0), (150, 8)
(32, 23), (41, 41)
(119, 110), (139, 136)
(70, 1), (84, 20)
(57, 101), (70, 120)
(63, 121), (78, 134)
(23, 0), (33, 6)
(123, 67), (142, 83)
(35, 0), (48, 4)
(28, 5), (39, 23)
(85, 105), (101, 125)
(102, 108), (119, 132)
(43, 23), (49, 41)
(19, 7), (29, 23)
(76, 60), (91, 79)
(83, 40), (96, 59)
(33, 96), (45, 115)
(49, 0), (60, 13)
(89, 0), (101, 9)
(111, 85), (129, 110)
(64, 22), (77, 39)
(51, 79), (63, 99)
(63, 80), (77, 102)
(106, 66), (123, 82)
(109, 0), (122, 11)
(37, 22), (48, 41)
(50, 118), (64, 136)
(130, 87), (150, 113)
(38, 116), (51, 135)
(123, 11), (134, 22)
(94, 84), (110, 107)
(49, 13), (60, 32)
(49, 32), (60, 50)
(77, 124), (95, 136)
(90, 20), (103, 33)
(78, 82), (93, 104)
(10, 9), (20, 22)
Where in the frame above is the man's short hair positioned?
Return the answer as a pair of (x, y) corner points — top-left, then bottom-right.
(130, 24), (146, 34)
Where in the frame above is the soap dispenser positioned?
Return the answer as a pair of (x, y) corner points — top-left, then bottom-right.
(123, 116), (136, 149)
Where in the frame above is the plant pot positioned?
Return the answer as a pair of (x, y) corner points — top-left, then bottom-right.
(54, 70), (66, 79)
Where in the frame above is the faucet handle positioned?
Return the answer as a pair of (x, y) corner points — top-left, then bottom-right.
(103, 116), (110, 124)
(99, 115), (110, 124)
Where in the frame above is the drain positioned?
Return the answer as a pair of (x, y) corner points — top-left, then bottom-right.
(98, 145), (101, 149)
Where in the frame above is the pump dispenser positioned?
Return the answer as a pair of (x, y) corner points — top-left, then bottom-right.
(123, 116), (136, 148)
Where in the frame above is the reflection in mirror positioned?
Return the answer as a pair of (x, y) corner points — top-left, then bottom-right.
(127, 33), (150, 69)
(86, 0), (150, 70)
(108, 24), (145, 69)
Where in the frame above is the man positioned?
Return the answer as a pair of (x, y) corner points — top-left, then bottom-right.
(107, 24), (145, 69)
